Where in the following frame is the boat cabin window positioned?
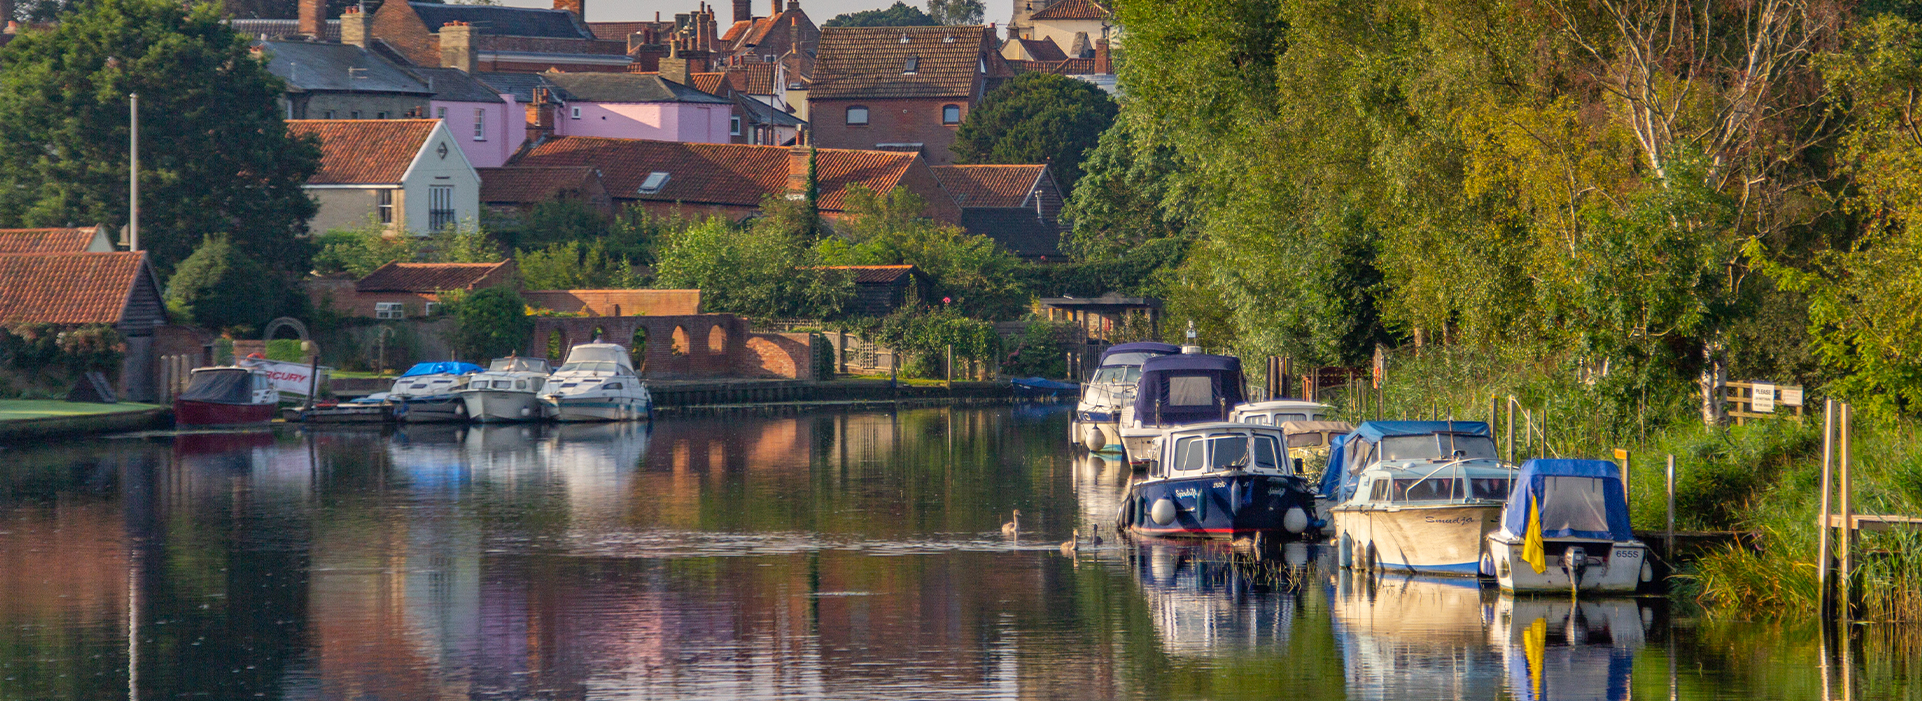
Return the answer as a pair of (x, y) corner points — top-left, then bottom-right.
(1089, 365), (1144, 384)
(1287, 433), (1325, 448)
(1272, 412), (1307, 423)
(1377, 433), (1497, 461)
(1168, 376), (1215, 406)
(559, 361), (621, 373)
(1539, 476), (1611, 534)
(1167, 434), (1286, 474)
(604, 383), (623, 390)
(1470, 477), (1512, 500)
(1392, 477), (1461, 501)
(1243, 414), (1271, 425)
(515, 380), (528, 390)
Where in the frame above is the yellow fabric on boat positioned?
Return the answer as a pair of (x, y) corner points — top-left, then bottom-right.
(1525, 615), (1547, 699)
(1523, 492), (1547, 575)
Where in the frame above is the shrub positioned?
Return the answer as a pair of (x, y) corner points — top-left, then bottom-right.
(449, 287), (532, 361)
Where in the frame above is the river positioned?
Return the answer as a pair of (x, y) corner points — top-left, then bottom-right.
(0, 404), (1913, 699)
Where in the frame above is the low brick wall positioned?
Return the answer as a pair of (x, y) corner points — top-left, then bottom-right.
(529, 314), (816, 380)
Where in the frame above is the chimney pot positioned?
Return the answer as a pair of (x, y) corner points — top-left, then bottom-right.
(440, 22), (477, 72)
(340, 6), (371, 48)
(732, 0), (750, 25)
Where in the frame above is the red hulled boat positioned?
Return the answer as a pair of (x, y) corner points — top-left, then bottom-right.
(173, 366), (278, 426)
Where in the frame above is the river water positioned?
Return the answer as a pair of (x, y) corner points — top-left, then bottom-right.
(0, 404), (1913, 700)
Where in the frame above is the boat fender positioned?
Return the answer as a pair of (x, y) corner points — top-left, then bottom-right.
(1229, 483), (1240, 513)
(520, 406), (531, 417)
(1151, 498), (1177, 526)
(1082, 425), (1106, 452)
(1310, 518), (1327, 530)
(1282, 507), (1308, 534)
(454, 403), (467, 417)
(1336, 533), (1352, 568)
(1640, 560), (1654, 583)
(1479, 553), (1496, 578)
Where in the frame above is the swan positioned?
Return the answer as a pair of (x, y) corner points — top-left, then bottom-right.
(1001, 509), (1022, 536)
(1089, 524), (1103, 545)
(1060, 529), (1079, 554)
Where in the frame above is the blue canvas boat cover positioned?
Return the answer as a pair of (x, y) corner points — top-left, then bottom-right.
(1320, 421), (1494, 501)
(399, 362), (482, 377)
(1099, 342), (1181, 364)
(1130, 354), (1244, 426)
(1012, 377), (1079, 391)
(1500, 459), (1633, 541)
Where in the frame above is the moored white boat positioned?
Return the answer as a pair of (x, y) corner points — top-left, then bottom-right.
(1486, 459), (1652, 593)
(540, 343), (652, 422)
(387, 362), (482, 423)
(1116, 351), (1246, 466)
(457, 355), (551, 423)
(1073, 342), (1181, 453)
(1321, 421), (1517, 576)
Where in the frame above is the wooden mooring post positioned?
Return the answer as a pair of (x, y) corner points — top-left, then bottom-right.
(1818, 398), (1836, 617)
(1665, 454), (1676, 562)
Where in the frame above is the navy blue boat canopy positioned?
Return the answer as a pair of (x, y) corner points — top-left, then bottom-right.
(1320, 420), (1494, 501)
(1500, 459), (1634, 541)
(1100, 342), (1181, 364)
(1131, 354), (1244, 426)
(400, 362), (483, 377)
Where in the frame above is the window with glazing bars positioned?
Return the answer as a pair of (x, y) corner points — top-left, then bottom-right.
(429, 185), (455, 231)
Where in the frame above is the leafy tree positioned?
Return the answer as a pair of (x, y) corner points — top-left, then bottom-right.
(818, 186), (1026, 319)
(822, 1), (935, 27)
(518, 240), (642, 290)
(1061, 120), (1192, 262)
(312, 220), (501, 277)
(927, 0), (983, 26)
(0, 0), (320, 277)
(166, 235), (294, 333)
(450, 286), (531, 361)
(652, 205), (853, 319)
(951, 72), (1118, 193)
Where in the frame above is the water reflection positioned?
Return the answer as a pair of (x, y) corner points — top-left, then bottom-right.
(1128, 542), (1303, 657)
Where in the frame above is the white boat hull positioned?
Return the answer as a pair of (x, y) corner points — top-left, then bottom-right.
(395, 396), (466, 423)
(1486, 537), (1649, 593)
(542, 395), (652, 422)
(461, 390), (541, 423)
(1333, 502), (1503, 576)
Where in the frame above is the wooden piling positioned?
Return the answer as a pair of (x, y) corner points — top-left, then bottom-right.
(1505, 396), (1515, 464)
(1838, 401), (1854, 620)
(1665, 454), (1675, 562)
(1818, 398), (1835, 616)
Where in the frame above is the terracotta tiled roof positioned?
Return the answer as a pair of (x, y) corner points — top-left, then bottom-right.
(357, 261), (513, 292)
(729, 10), (813, 51)
(691, 72), (727, 94)
(513, 137), (919, 211)
(813, 26), (991, 100)
(286, 120), (440, 185)
(0, 228), (101, 254)
(815, 265), (918, 284)
(721, 19), (754, 43)
(1012, 37), (1067, 62)
(930, 165), (1045, 208)
(479, 166), (601, 204)
(0, 253), (148, 325)
(694, 64), (779, 96)
(1029, 0), (1110, 20)
(1008, 57), (1102, 75)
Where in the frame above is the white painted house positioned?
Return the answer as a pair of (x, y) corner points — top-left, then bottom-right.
(286, 119), (482, 236)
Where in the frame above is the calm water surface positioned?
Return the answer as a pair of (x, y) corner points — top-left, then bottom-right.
(0, 405), (1915, 700)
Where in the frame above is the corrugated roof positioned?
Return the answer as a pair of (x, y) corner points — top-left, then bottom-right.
(478, 166), (601, 203)
(513, 137), (917, 211)
(0, 253), (148, 325)
(409, 3), (592, 40)
(286, 120), (440, 185)
(410, 67), (506, 103)
(543, 72), (731, 103)
(1029, 0), (1110, 20)
(357, 261), (513, 292)
(813, 26), (990, 100)
(930, 165), (1044, 208)
(0, 228), (101, 254)
(816, 265), (919, 284)
(255, 40), (432, 94)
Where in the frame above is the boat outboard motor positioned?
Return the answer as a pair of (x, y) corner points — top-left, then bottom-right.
(1562, 545), (1591, 592)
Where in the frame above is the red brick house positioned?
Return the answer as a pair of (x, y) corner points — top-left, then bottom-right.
(930, 164), (1064, 259)
(307, 260), (517, 319)
(478, 166), (615, 224)
(809, 26), (1016, 165)
(0, 252), (167, 399)
(509, 136), (963, 223)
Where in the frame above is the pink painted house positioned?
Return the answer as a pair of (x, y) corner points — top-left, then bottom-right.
(416, 67), (522, 168)
(540, 72), (733, 143)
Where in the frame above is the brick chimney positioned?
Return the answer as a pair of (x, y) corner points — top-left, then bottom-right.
(785, 145), (813, 201)
(340, 6), (370, 48)
(1093, 38), (1110, 74)
(554, 0), (584, 19)
(296, 0), (324, 39)
(526, 87), (555, 142)
(439, 21), (477, 72)
(732, 0), (750, 25)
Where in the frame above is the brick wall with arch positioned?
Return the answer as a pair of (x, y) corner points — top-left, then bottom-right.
(527, 314), (815, 380)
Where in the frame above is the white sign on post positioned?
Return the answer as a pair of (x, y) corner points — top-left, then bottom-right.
(237, 358), (329, 396)
(1780, 385), (1804, 407)
(1751, 382), (1775, 413)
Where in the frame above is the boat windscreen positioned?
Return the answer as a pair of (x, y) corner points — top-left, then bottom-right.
(1089, 365), (1143, 384)
(179, 369), (254, 404)
(558, 361), (622, 374)
(1101, 352), (1158, 367)
(1377, 433), (1498, 461)
(1287, 433), (1325, 448)
(1392, 477), (1462, 501)
(1538, 476), (1612, 535)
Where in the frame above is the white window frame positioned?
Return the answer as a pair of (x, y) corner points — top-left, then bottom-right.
(436, 106), (447, 119)
(428, 185), (456, 231)
(846, 106), (869, 125)
(375, 189), (395, 224)
(571, 106), (582, 119)
(942, 104), (960, 125)
(423, 302), (441, 316)
(474, 108), (486, 141)
(730, 116), (742, 136)
(375, 302), (404, 320)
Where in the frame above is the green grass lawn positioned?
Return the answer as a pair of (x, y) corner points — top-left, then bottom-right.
(0, 399), (166, 422)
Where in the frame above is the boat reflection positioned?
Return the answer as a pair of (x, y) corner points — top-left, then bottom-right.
(1128, 540), (1304, 657)
(1330, 572), (1506, 700)
(1496, 597), (1648, 701)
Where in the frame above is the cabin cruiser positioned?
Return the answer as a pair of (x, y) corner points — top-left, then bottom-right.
(1116, 351), (1246, 466)
(173, 366), (278, 426)
(1487, 459), (1652, 593)
(1275, 420), (1354, 477)
(1321, 421), (1517, 576)
(1227, 399), (1332, 426)
(383, 362), (482, 423)
(1116, 422), (1320, 544)
(457, 356), (552, 423)
(540, 343), (652, 422)
(1074, 341), (1181, 452)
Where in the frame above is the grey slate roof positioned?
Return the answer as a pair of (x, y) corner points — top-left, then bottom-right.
(255, 40), (432, 95)
(475, 72), (568, 103)
(541, 73), (731, 104)
(228, 18), (341, 42)
(735, 94), (806, 127)
(960, 208), (1060, 258)
(408, 67), (507, 103)
(408, 3), (592, 40)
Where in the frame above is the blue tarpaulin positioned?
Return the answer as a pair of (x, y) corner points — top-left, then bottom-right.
(1500, 459), (1634, 541)
(1130, 353), (1243, 427)
(399, 362), (482, 377)
(1320, 421), (1494, 501)
(1099, 342), (1181, 365)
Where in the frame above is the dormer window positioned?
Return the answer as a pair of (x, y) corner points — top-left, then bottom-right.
(903, 56), (919, 74)
(638, 172), (670, 194)
(898, 34), (911, 44)
(944, 35), (956, 43)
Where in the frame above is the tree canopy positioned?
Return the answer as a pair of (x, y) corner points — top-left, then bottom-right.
(451, 287), (531, 361)
(166, 235), (295, 333)
(950, 72), (1118, 194)
(927, 0), (983, 26)
(0, 0), (320, 277)
(822, 1), (935, 28)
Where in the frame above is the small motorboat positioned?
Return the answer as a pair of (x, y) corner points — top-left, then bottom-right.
(1074, 341), (1181, 453)
(1486, 459), (1653, 593)
(1116, 422), (1321, 544)
(540, 343), (652, 422)
(1322, 421), (1517, 576)
(1116, 350), (1246, 467)
(1227, 399), (1333, 426)
(458, 355), (552, 423)
(173, 366), (278, 426)
(387, 361), (482, 423)
(1273, 419), (1354, 477)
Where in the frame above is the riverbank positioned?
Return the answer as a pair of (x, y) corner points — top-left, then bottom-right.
(0, 400), (171, 443)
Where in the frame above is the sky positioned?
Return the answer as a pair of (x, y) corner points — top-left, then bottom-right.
(494, 0), (995, 25)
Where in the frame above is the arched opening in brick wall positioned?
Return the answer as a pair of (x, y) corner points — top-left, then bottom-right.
(706, 323), (727, 355)
(671, 325), (689, 356)
(630, 326), (649, 373)
(592, 325), (607, 343)
(546, 329), (565, 361)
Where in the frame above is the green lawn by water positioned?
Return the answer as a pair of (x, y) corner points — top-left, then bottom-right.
(0, 400), (165, 422)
